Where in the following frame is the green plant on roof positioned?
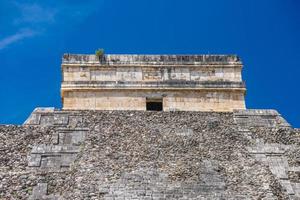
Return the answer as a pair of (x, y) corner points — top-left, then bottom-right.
(95, 48), (104, 58)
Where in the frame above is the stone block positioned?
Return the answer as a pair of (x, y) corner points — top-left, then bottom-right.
(24, 113), (41, 125)
(291, 183), (300, 197)
(288, 167), (300, 172)
(28, 154), (42, 167)
(54, 114), (69, 125)
(267, 157), (288, 179)
(68, 115), (83, 127)
(280, 180), (295, 195)
(60, 154), (77, 167)
(40, 155), (62, 169)
(57, 128), (87, 145)
(40, 115), (55, 126)
(30, 183), (47, 199)
(175, 128), (193, 136)
(31, 144), (80, 154)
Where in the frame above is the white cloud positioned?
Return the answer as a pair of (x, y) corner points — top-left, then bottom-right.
(0, 1), (100, 50)
(14, 3), (57, 24)
(0, 2), (55, 50)
(0, 29), (37, 50)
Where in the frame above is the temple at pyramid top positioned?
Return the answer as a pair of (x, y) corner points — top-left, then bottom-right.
(61, 54), (246, 111)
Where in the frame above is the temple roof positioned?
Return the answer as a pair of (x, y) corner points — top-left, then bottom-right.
(62, 54), (242, 66)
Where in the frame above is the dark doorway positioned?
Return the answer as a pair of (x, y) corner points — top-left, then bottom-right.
(146, 98), (163, 111)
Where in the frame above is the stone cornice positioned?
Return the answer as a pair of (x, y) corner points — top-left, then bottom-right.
(61, 87), (246, 98)
(62, 54), (242, 66)
(62, 63), (243, 68)
(61, 81), (245, 89)
(61, 81), (246, 95)
(61, 87), (246, 91)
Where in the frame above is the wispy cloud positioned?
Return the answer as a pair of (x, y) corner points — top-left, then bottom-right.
(0, 1), (100, 50)
(0, 29), (37, 50)
(14, 3), (57, 24)
(0, 2), (55, 50)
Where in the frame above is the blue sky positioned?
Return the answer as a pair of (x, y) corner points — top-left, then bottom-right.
(0, 0), (299, 127)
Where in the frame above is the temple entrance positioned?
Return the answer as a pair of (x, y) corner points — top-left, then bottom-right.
(146, 98), (163, 111)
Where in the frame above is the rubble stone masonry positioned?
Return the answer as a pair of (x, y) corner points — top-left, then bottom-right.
(0, 108), (299, 199)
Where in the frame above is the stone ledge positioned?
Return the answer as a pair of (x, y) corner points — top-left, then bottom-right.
(233, 109), (291, 128)
(23, 109), (84, 126)
(62, 54), (242, 66)
(61, 80), (246, 89)
(31, 144), (80, 154)
(234, 109), (279, 116)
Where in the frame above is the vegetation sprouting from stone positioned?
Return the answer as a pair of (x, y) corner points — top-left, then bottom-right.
(95, 48), (104, 58)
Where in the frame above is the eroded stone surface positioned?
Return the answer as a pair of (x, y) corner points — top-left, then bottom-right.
(0, 109), (299, 199)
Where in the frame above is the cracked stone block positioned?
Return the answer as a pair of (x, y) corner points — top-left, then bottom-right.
(291, 183), (300, 197)
(289, 167), (300, 172)
(31, 144), (80, 154)
(276, 117), (291, 127)
(175, 128), (193, 136)
(52, 133), (59, 145)
(264, 144), (287, 155)
(40, 155), (62, 169)
(29, 183), (60, 200)
(29, 183), (48, 200)
(54, 114), (69, 125)
(68, 115), (83, 127)
(24, 113), (41, 125)
(58, 129), (86, 145)
(68, 131), (85, 145)
(40, 115), (55, 126)
(280, 180), (295, 195)
(60, 154), (77, 167)
(254, 154), (267, 163)
(234, 109), (279, 116)
(23, 107), (55, 125)
(28, 144), (80, 170)
(248, 143), (288, 155)
(28, 154), (42, 167)
(267, 157), (289, 179)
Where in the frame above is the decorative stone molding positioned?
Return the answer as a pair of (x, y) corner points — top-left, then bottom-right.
(26, 110), (88, 199)
(62, 54), (242, 66)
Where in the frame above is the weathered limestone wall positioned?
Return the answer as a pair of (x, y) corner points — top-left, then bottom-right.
(1, 108), (298, 199)
(63, 90), (245, 111)
(62, 66), (242, 82)
(61, 54), (246, 111)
